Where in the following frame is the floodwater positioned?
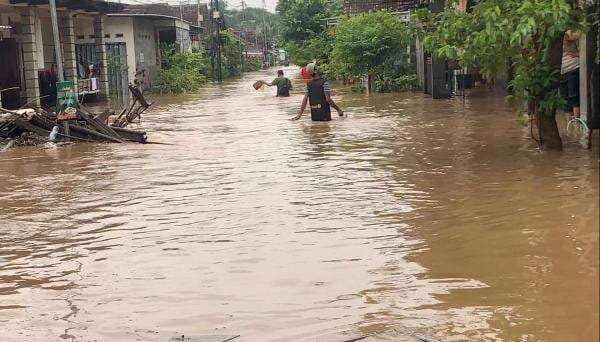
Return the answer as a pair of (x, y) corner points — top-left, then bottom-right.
(0, 67), (598, 342)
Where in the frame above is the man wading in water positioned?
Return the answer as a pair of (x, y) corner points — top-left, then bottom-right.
(263, 70), (292, 97)
(292, 63), (343, 121)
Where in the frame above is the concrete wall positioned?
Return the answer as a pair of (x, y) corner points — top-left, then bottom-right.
(133, 18), (160, 88)
(74, 15), (95, 44)
(34, 10), (45, 68)
(0, 10), (18, 40)
(39, 17), (55, 68)
(105, 16), (136, 84)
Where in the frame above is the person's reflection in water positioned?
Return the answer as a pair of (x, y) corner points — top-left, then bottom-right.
(303, 122), (335, 156)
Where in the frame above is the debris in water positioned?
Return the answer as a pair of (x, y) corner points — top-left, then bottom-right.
(0, 85), (152, 148)
(168, 335), (240, 342)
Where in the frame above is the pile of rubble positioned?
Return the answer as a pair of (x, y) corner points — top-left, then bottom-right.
(0, 85), (152, 151)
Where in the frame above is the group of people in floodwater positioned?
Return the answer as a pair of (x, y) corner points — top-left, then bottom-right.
(260, 62), (344, 122)
(259, 29), (581, 124)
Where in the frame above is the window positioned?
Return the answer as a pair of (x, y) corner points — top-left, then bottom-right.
(75, 44), (97, 78)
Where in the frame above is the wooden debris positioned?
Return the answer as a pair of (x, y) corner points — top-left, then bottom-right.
(111, 127), (147, 143)
(168, 335), (240, 342)
(112, 85), (153, 128)
(0, 85), (154, 148)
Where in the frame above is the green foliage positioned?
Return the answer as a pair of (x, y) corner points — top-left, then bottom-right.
(276, 0), (342, 67)
(330, 11), (414, 80)
(154, 44), (208, 93)
(243, 57), (263, 72)
(285, 31), (334, 69)
(223, 32), (245, 77)
(396, 75), (419, 91)
(375, 74), (420, 93)
(277, 0), (329, 45)
(205, 30), (249, 78)
(416, 0), (585, 116)
(284, 41), (312, 66)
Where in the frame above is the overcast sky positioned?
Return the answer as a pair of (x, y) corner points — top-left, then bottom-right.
(121, 0), (278, 12)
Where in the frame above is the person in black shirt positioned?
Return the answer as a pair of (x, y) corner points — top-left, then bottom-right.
(292, 63), (343, 121)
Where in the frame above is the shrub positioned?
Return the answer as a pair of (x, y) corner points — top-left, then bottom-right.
(153, 44), (208, 93)
(243, 57), (263, 72)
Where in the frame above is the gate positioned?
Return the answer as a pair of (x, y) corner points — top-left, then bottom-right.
(106, 43), (129, 98)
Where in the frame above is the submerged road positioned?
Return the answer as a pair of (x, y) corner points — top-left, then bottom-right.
(0, 66), (598, 341)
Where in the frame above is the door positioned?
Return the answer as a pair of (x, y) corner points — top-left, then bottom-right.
(106, 43), (129, 98)
(0, 39), (22, 109)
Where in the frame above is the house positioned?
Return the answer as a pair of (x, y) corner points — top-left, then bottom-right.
(104, 3), (207, 92)
(0, 0), (121, 109)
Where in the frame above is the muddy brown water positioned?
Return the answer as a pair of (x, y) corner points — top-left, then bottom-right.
(0, 67), (598, 342)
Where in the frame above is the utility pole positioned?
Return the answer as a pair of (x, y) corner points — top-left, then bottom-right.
(179, 1), (184, 21)
(50, 0), (70, 140)
(241, 0), (246, 21)
(261, 0), (268, 68)
(49, 0), (64, 81)
(213, 0), (223, 82)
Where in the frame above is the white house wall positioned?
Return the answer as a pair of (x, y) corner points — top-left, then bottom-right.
(105, 16), (136, 85)
(133, 18), (160, 88)
(74, 15), (95, 44)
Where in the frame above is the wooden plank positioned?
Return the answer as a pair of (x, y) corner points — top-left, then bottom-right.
(78, 110), (124, 142)
(13, 118), (51, 137)
(129, 84), (150, 107)
(68, 123), (123, 143)
(95, 109), (114, 124)
(111, 127), (147, 143)
(113, 97), (138, 127)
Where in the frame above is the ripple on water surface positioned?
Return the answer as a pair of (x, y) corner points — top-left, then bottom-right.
(0, 67), (598, 342)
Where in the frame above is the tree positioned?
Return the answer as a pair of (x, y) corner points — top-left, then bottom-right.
(277, 0), (338, 65)
(205, 30), (246, 78)
(330, 11), (413, 86)
(416, 0), (588, 150)
(277, 0), (329, 44)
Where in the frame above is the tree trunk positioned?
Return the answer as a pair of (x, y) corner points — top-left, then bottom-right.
(537, 34), (565, 150)
(538, 112), (563, 150)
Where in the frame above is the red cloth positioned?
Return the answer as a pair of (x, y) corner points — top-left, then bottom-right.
(300, 66), (310, 80)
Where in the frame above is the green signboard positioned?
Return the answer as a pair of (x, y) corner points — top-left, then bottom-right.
(56, 80), (77, 121)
